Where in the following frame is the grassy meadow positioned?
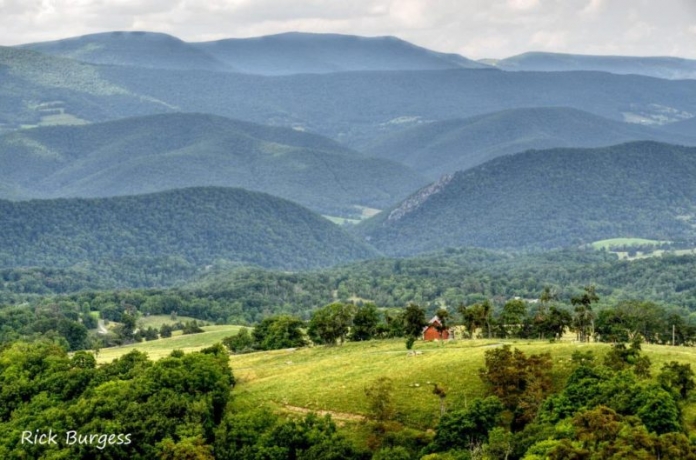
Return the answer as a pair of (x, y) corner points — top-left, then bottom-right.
(228, 339), (611, 429)
(136, 314), (200, 329)
(95, 331), (696, 437)
(591, 237), (669, 249)
(96, 324), (243, 363)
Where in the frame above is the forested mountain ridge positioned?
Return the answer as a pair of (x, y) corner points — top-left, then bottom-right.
(0, 113), (427, 217)
(100, 66), (696, 147)
(487, 51), (696, 80)
(19, 31), (489, 74)
(358, 141), (696, 255)
(18, 31), (228, 71)
(0, 46), (169, 132)
(0, 187), (377, 271)
(193, 32), (489, 74)
(364, 107), (696, 179)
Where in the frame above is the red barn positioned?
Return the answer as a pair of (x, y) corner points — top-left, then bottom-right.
(422, 316), (451, 341)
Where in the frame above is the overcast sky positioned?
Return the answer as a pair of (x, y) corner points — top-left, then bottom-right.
(1, 0), (695, 59)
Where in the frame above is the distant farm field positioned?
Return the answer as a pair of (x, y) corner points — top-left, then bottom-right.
(96, 324), (243, 363)
(591, 237), (669, 249)
(136, 314), (200, 329)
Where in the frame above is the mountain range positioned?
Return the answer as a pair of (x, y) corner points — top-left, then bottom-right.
(21, 32), (696, 80)
(100, 65), (696, 147)
(4, 35), (696, 146)
(358, 141), (696, 255)
(19, 31), (489, 74)
(3, 30), (696, 268)
(364, 107), (696, 179)
(0, 113), (426, 217)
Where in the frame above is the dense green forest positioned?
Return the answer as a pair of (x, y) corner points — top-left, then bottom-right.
(0, 113), (426, 216)
(0, 342), (370, 459)
(3, 248), (696, 350)
(0, 187), (376, 271)
(359, 142), (696, 254)
(364, 107), (696, 179)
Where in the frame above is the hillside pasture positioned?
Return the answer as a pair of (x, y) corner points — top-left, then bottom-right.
(95, 333), (696, 433)
(229, 340), (696, 433)
(591, 237), (670, 250)
(96, 324), (243, 363)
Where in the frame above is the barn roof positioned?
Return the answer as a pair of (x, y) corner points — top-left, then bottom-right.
(422, 315), (443, 333)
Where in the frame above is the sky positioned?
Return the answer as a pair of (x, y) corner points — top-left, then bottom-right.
(1, 0), (695, 59)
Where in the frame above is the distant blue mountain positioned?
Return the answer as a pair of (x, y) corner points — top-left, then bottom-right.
(486, 51), (696, 80)
(193, 32), (489, 75)
(18, 31), (228, 71)
(19, 31), (489, 74)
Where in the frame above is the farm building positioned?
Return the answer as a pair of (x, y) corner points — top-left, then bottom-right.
(422, 316), (452, 341)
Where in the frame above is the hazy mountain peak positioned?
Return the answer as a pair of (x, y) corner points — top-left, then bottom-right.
(18, 31), (228, 71)
(492, 51), (696, 80)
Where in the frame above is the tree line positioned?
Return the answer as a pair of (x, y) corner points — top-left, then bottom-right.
(221, 288), (696, 354)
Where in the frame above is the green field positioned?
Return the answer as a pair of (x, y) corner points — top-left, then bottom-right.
(227, 339), (696, 433)
(136, 314), (200, 329)
(613, 248), (696, 260)
(591, 237), (669, 250)
(323, 215), (361, 225)
(589, 238), (696, 261)
(96, 332), (696, 435)
(96, 324), (243, 363)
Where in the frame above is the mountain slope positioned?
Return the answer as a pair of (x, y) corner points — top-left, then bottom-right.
(364, 107), (696, 178)
(193, 32), (488, 75)
(3, 44), (696, 147)
(489, 52), (696, 80)
(101, 66), (696, 146)
(357, 142), (696, 255)
(0, 113), (427, 217)
(0, 46), (172, 132)
(19, 31), (227, 71)
(661, 117), (696, 137)
(0, 187), (377, 270)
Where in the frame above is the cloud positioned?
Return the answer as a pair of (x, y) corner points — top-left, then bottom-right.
(507, 0), (540, 11)
(581, 0), (605, 14)
(0, 0), (694, 59)
(531, 30), (567, 49)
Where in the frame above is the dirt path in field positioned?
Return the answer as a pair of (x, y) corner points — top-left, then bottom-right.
(281, 404), (365, 422)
